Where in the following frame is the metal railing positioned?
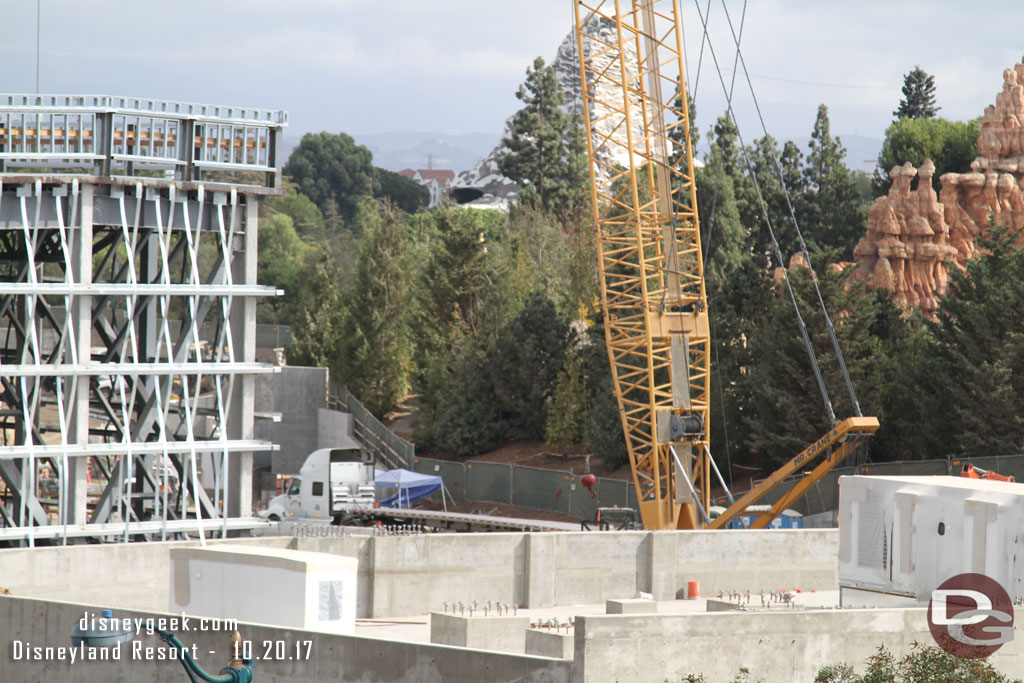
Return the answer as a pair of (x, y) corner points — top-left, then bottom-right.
(329, 383), (414, 470)
(0, 94), (287, 189)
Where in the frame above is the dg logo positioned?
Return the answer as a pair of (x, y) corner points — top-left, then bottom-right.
(927, 573), (1015, 658)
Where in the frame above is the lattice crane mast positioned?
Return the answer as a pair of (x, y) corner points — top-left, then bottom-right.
(573, 1), (879, 531)
(574, 1), (710, 530)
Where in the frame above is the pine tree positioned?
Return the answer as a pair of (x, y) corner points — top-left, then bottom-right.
(499, 57), (581, 215)
(894, 66), (940, 119)
(925, 226), (1024, 457)
(801, 104), (863, 256)
(337, 199), (415, 416)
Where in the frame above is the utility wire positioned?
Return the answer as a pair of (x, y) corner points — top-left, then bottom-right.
(718, 0), (862, 417)
(692, 0), (836, 426)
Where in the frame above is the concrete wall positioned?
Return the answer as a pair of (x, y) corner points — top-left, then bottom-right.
(0, 530), (839, 620)
(0, 595), (571, 683)
(0, 537), (291, 612)
(253, 366), (329, 474)
(572, 608), (1024, 683)
(295, 529), (838, 617)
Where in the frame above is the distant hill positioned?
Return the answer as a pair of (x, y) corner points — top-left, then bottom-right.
(279, 131), (497, 175)
(277, 128), (882, 184)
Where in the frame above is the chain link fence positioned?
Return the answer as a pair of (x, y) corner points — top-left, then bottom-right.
(410, 452), (1024, 521)
(411, 456), (636, 519)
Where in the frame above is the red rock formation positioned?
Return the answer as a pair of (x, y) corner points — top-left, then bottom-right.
(853, 59), (1024, 317)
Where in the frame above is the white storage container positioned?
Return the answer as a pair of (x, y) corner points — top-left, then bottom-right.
(838, 475), (1024, 601)
(170, 546), (358, 634)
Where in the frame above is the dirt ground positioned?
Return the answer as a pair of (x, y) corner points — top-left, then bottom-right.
(384, 397), (630, 481)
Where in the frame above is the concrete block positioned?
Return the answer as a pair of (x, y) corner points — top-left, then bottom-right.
(430, 612), (531, 654)
(705, 599), (740, 612)
(606, 598), (658, 614)
(525, 628), (573, 659)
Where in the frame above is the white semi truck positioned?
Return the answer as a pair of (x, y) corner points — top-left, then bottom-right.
(259, 446), (376, 524)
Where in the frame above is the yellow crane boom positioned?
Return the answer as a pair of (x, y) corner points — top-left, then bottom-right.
(574, 0), (709, 530)
(574, 1), (877, 530)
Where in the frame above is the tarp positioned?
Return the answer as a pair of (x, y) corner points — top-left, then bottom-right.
(375, 468), (443, 508)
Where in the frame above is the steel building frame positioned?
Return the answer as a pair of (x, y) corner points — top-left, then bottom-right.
(0, 95), (286, 545)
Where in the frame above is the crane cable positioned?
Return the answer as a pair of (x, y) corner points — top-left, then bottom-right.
(717, 0), (862, 418)
(691, 0), (836, 426)
(684, 0), (749, 485)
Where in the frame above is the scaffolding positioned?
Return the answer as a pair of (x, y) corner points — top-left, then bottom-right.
(0, 95), (286, 545)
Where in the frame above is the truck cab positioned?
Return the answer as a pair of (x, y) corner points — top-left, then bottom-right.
(259, 447), (375, 523)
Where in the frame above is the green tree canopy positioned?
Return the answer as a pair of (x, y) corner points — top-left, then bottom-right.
(336, 199), (417, 416)
(894, 65), (940, 120)
(257, 213), (311, 324)
(284, 132), (429, 225)
(923, 226), (1024, 457)
(374, 167), (430, 215)
(264, 182), (327, 245)
(285, 132), (375, 222)
(801, 104), (863, 256)
(498, 57), (585, 216)
(872, 116), (980, 195)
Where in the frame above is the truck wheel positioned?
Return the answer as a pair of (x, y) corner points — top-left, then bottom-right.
(268, 514), (281, 522)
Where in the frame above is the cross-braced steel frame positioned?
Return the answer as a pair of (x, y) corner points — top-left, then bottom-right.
(575, 1), (710, 529)
(0, 95), (285, 545)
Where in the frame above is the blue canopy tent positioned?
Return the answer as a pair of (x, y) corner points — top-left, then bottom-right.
(374, 468), (444, 509)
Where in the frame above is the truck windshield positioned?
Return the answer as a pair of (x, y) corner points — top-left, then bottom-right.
(286, 478), (301, 496)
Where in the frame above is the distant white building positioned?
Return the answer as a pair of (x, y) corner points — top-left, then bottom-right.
(399, 168), (455, 208)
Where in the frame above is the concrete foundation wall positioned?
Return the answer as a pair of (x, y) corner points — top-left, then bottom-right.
(355, 529), (836, 615)
(0, 537), (291, 612)
(0, 596), (570, 683)
(0, 529), (839, 621)
(572, 608), (1024, 683)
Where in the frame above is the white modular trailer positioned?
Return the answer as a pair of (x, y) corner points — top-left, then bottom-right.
(838, 475), (1024, 601)
(170, 546), (359, 634)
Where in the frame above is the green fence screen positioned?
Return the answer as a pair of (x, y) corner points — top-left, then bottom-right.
(466, 462), (512, 504)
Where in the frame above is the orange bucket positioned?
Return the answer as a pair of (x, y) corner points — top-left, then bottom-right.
(687, 580), (700, 599)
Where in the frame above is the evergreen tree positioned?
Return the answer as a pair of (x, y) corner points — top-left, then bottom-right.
(499, 57), (583, 215)
(733, 262), (916, 467)
(894, 66), (940, 119)
(925, 226), (1024, 457)
(696, 161), (745, 285)
(745, 133), (804, 262)
(337, 199), (416, 416)
(801, 104), (864, 256)
(288, 250), (346, 371)
(491, 292), (572, 442)
(256, 213), (311, 324)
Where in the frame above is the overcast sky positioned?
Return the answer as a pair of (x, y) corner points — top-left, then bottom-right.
(2, 1), (1022, 161)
